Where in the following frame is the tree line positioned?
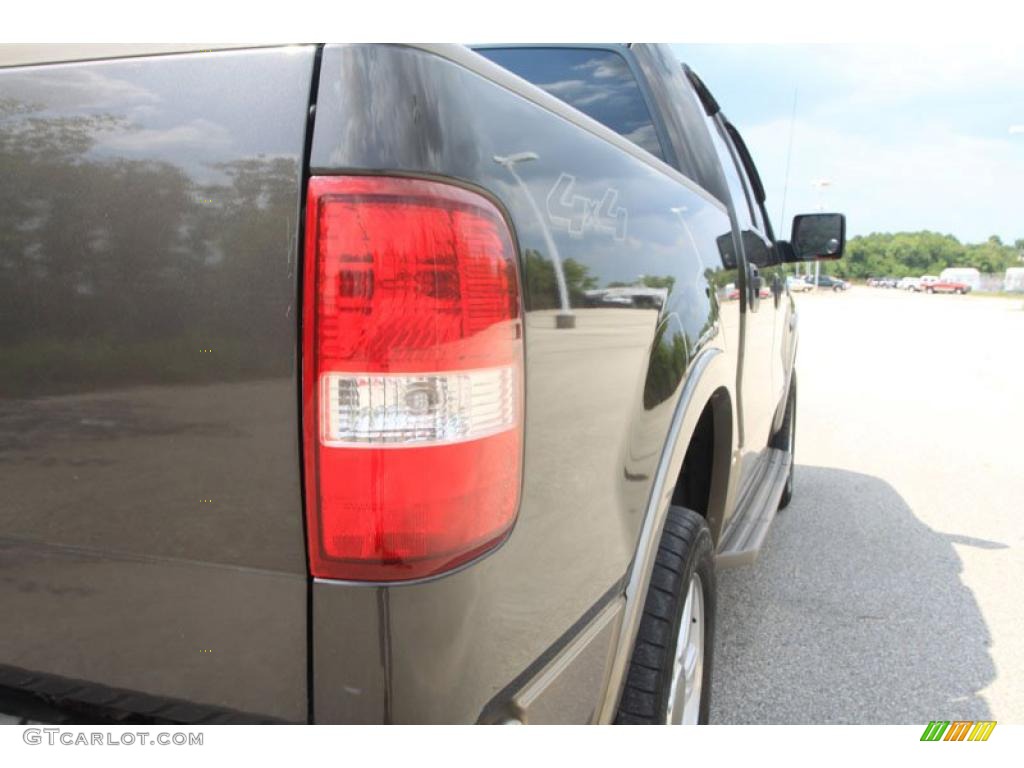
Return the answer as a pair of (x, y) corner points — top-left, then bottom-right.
(0, 97), (300, 396)
(825, 231), (1024, 279)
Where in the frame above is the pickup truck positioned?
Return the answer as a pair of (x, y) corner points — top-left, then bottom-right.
(0, 43), (844, 725)
(924, 278), (971, 294)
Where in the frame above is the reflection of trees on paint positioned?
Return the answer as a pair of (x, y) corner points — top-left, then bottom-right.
(705, 267), (736, 290)
(0, 99), (299, 396)
(607, 274), (676, 293)
(522, 249), (599, 310)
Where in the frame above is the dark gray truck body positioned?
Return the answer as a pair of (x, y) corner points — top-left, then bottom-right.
(0, 43), (797, 723)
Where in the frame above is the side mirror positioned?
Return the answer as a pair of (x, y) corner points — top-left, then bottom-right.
(781, 213), (846, 262)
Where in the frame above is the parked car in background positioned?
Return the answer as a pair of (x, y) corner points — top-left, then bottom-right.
(925, 277), (972, 294)
(897, 277), (920, 290)
(786, 275), (814, 292)
(727, 285), (772, 301)
(914, 275), (940, 292)
(583, 285), (669, 309)
(939, 267), (981, 292)
(808, 274), (850, 291)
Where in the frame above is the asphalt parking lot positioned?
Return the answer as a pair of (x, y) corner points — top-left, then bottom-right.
(710, 287), (1024, 724)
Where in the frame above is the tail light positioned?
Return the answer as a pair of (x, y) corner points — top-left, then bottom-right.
(302, 176), (524, 581)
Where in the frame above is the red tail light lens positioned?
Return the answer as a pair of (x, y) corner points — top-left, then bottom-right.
(302, 176), (523, 581)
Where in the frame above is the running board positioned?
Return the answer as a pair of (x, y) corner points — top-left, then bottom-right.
(716, 448), (790, 567)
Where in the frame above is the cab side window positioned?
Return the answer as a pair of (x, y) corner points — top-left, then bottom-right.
(724, 123), (780, 266)
(707, 120), (755, 229)
(706, 118), (772, 267)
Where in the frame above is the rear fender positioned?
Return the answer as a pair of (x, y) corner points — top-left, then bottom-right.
(597, 346), (737, 723)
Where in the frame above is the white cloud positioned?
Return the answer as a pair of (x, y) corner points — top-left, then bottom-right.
(0, 68), (158, 111)
(96, 118), (232, 153)
(826, 44), (1024, 100)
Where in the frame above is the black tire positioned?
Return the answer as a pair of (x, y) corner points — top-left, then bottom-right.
(770, 372), (797, 510)
(615, 506), (716, 725)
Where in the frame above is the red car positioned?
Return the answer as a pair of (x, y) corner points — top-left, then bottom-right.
(726, 286), (772, 301)
(925, 279), (971, 294)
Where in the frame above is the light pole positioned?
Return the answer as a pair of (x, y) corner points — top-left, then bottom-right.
(672, 205), (706, 287)
(494, 153), (575, 329)
(810, 179), (832, 288)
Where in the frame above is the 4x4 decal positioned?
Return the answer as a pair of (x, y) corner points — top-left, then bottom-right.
(546, 173), (628, 241)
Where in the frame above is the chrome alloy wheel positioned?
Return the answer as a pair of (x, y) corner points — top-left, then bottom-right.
(665, 573), (705, 724)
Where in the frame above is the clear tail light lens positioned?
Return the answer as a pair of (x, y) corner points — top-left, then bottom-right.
(302, 176), (523, 581)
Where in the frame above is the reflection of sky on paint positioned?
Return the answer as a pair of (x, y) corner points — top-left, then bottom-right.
(670, 44), (1024, 243)
(496, 141), (727, 289)
(1, 48), (312, 186)
(382, 51), (736, 292)
(497, 161), (728, 294)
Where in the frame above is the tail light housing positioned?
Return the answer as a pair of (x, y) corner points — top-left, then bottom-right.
(302, 176), (524, 581)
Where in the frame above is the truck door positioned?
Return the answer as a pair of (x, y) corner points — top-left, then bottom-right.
(705, 117), (777, 487)
(724, 122), (789, 441)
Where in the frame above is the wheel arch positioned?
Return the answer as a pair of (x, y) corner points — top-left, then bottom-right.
(597, 345), (737, 722)
(669, 384), (733, 547)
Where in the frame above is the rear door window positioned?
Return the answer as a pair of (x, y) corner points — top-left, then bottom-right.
(477, 47), (666, 161)
(707, 118), (756, 230)
(706, 117), (772, 268)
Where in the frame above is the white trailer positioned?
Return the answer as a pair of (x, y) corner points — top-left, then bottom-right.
(1005, 267), (1024, 292)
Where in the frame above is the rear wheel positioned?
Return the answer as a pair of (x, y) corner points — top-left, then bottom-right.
(615, 506), (715, 725)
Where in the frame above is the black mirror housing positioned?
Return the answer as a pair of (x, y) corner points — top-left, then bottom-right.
(785, 213), (846, 262)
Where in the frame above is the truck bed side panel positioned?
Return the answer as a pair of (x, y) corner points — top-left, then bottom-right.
(0, 47), (315, 721)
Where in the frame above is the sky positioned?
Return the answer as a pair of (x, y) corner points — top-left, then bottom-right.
(670, 44), (1024, 245)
